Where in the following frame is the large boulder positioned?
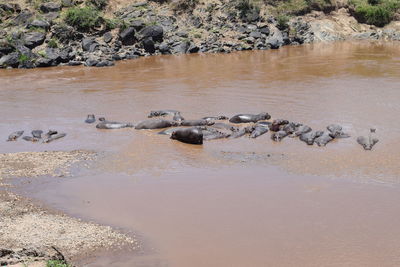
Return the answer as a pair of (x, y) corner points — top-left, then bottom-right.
(28, 20), (50, 31)
(140, 25), (163, 42)
(40, 2), (62, 13)
(0, 52), (19, 68)
(142, 37), (155, 53)
(82, 38), (98, 52)
(24, 32), (46, 48)
(119, 27), (136, 45)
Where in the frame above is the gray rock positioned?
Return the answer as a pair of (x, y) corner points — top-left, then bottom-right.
(40, 2), (62, 13)
(249, 31), (262, 39)
(36, 57), (53, 67)
(24, 32), (46, 48)
(266, 36), (283, 49)
(172, 41), (189, 54)
(259, 26), (270, 35)
(61, 0), (74, 7)
(96, 60), (114, 67)
(103, 32), (113, 43)
(13, 10), (33, 26)
(140, 25), (163, 42)
(82, 38), (98, 52)
(177, 31), (188, 38)
(0, 52), (19, 68)
(143, 37), (155, 53)
(85, 57), (99, 67)
(119, 27), (136, 45)
(28, 20), (50, 30)
(188, 43), (199, 53)
(159, 42), (170, 54)
(131, 20), (146, 30)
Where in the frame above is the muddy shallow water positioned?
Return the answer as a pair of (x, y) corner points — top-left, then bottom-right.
(1, 42), (400, 266)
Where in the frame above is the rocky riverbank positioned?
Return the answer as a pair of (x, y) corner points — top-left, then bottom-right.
(0, 0), (399, 69)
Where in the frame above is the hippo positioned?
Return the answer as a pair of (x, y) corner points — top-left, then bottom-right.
(327, 124), (350, 138)
(180, 120), (214, 127)
(211, 122), (239, 132)
(158, 127), (184, 135)
(229, 126), (254, 138)
(22, 136), (40, 142)
(85, 114), (96, 124)
(269, 119), (289, 132)
(271, 130), (288, 142)
(299, 131), (324, 145)
(7, 131), (24, 141)
(31, 130), (43, 139)
(357, 128), (379, 150)
(44, 130), (58, 139)
(173, 112), (185, 122)
(229, 112), (271, 123)
(314, 132), (334, 146)
(250, 125), (269, 138)
(282, 122), (298, 135)
(294, 125), (312, 137)
(148, 110), (179, 118)
(202, 116), (229, 120)
(43, 133), (66, 143)
(97, 121), (134, 129)
(171, 128), (203, 145)
(203, 128), (231, 140)
(135, 120), (178, 130)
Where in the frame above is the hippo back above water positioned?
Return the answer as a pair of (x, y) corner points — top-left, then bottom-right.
(135, 119), (179, 129)
(229, 112), (271, 123)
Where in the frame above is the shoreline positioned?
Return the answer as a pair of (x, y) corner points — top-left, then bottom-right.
(0, 0), (399, 69)
(0, 150), (139, 266)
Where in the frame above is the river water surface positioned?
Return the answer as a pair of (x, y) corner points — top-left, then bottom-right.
(1, 42), (400, 266)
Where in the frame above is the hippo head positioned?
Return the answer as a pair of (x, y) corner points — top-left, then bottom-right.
(206, 120), (215, 126)
(258, 112), (271, 120)
(98, 117), (106, 122)
(171, 121), (180, 126)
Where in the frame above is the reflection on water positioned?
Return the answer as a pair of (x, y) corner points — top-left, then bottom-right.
(2, 41), (400, 266)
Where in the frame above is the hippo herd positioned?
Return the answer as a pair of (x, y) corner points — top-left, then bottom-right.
(6, 129), (66, 143)
(81, 110), (378, 150)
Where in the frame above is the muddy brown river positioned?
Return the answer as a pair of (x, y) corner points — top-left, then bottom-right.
(1, 42), (400, 266)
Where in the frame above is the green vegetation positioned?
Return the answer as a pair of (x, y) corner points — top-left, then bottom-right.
(48, 38), (59, 48)
(18, 54), (30, 63)
(46, 260), (71, 267)
(274, 0), (334, 16)
(64, 6), (104, 32)
(235, 0), (261, 18)
(350, 0), (400, 26)
(277, 14), (290, 30)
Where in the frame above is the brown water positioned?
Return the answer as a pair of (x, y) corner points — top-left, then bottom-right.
(1, 42), (400, 266)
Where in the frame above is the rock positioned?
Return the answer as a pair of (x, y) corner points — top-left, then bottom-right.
(15, 45), (34, 59)
(172, 41), (189, 54)
(0, 52), (19, 68)
(36, 57), (53, 67)
(176, 31), (188, 38)
(249, 31), (262, 39)
(159, 42), (170, 54)
(243, 9), (260, 23)
(69, 60), (83, 66)
(131, 20), (146, 31)
(28, 20), (50, 30)
(0, 40), (14, 55)
(96, 60), (114, 67)
(61, 0), (74, 7)
(259, 26), (270, 35)
(85, 57), (99, 67)
(103, 32), (113, 43)
(0, 3), (20, 13)
(43, 12), (60, 22)
(24, 32), (46, 48)
(266, 36), (283, 49)
(140, 25), (163, 42)
(119, 27), (136, 45)
(143, 37), (155, 53)
(40, 2), (62, 13)
(188, 43), (199, 53)
(13, 10), (33, 26)
(82, 38), (98, 52)
(52, 24), (83, 43)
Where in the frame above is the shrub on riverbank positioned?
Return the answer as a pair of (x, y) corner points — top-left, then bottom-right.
(64, 6), (104, 32)
(350, 0), (400, 26)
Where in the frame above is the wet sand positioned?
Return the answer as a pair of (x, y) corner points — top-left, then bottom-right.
(1, 41), (400, 266)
